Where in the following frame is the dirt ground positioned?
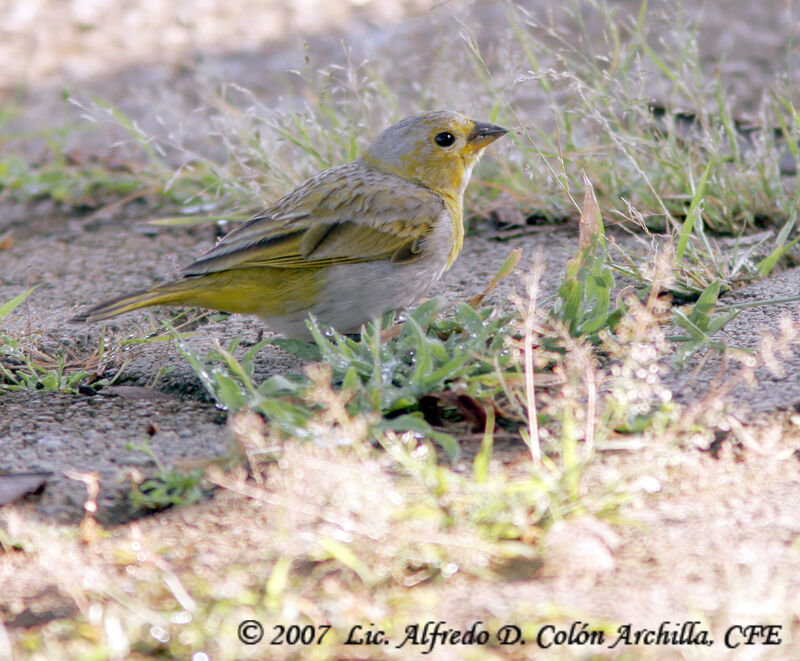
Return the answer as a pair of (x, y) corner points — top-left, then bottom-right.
(2, 0), (800, 658)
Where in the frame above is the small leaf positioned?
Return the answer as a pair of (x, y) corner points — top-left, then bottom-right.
(423, 353), (473, 390)
(707, 309), (741, 335)
(0, 287), (36, 324)
(407, 296), (449, 327)
(687, 279), (722, 330)
(672, 309), (706, 338)
(380, 414), (459, 461)
(473, 405), (495, 484)
(342, 366), (360, 390)
(469, 247), (523, 308)
(266, 556), (292, 602)
(676, 159), (714, 264)
(214, 373), (247, 412)
(318, 536), (376, 585)
(757, 232), (800, 276)
(258, 373), (306, 397)
(266, 337), (321, 361)
(454, 302), (486, 337)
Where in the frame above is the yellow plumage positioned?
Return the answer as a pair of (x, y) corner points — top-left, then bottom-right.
(73, 111), (507, 336)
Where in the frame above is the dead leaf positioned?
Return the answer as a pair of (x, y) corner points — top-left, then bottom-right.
(419, 392), (493, 432)
(64, 471), (103, 545)
(100, 385), (174, 400)
(578, 172), (603, 250)
(0, 472), (51, 506)
(379, 322), (405, 343)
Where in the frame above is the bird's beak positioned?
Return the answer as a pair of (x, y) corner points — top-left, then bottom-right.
(466, 121), (508, 151)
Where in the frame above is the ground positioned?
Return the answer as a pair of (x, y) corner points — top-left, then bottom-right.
(2, 0), (800, 659)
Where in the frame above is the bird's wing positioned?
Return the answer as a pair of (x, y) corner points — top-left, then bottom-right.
(183, 163), (445, 275)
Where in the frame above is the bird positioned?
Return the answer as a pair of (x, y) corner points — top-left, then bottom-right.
(72, 111), (508, 337)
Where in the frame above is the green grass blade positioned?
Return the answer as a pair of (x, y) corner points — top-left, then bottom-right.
(0, 287), (36, 325)
(676, 160), (714, 264)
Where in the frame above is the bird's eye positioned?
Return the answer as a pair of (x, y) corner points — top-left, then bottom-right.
(434, 132), (456, 147)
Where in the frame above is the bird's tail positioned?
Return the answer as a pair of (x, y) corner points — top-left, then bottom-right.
(70, 279), (198, 324)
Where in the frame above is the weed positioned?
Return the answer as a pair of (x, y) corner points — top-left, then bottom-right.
(126, 438), (206, 512)
(0, 288), (92, 393)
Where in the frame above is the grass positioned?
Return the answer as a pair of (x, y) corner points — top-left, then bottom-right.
(0, 288), (91, 393)
(4, 0), (800, 658)
(4, 4), (800, 292)
(125, 437), (207, 513)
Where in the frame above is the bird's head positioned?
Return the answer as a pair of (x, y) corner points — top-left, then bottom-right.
(358, 110), (508, 200)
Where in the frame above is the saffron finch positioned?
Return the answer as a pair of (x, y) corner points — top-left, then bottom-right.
(73, 111), (507, 336)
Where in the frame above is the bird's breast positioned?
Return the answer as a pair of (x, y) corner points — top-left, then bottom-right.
(303, 210), (453, 333)
(439, 197), (464, 270)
